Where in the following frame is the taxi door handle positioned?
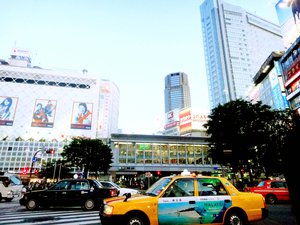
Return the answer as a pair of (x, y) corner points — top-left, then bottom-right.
(189, 201), (196, 204)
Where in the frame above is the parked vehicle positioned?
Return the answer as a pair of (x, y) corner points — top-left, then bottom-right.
(99, 170), (268, 225)
(20, 178), (118, 210)
(100, 181), (140, 196)
(0, 181), (14, 202)
(245, 179), (290, 204)
(0, 173), (23, 197)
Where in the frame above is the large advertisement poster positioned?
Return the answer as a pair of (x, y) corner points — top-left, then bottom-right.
(275, 0), (300, 48)
(31, 99), (56, 128)
(71, 102), (93, 130)
(0, 96), (18, 126)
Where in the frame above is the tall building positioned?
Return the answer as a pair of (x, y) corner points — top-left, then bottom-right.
(164, 72), (191, 136)
(98, 79), (120, 138)
(0, 48), (120, 141)
(275, 1), (300, 113)
(164, 72), (191, 113)
(200, 0), (285, 110)
(250, 51), (289, 110)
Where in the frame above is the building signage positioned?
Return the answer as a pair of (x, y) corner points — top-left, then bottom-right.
(31, 99), (56, 128)
(0, 96), (18, 126)
(179, 108), (192, 134)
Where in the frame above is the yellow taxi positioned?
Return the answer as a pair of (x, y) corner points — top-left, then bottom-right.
(99, 170), (268, 225)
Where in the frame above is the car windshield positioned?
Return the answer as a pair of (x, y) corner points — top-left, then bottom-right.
(100, 181), (119, 189)
(145, 177), (172, 196)
(94, 180), (103, 188)
(10, 175), (22, 185)
(257, 181), (265, 187)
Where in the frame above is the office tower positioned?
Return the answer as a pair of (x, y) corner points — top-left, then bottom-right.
(164, 72), (191, 136)
(164, 72), (191, 113)
(200, 0), (284, 110)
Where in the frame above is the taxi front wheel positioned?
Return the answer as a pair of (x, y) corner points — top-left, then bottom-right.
(224, 211), (246, 225)
(126, 213), (149, 225)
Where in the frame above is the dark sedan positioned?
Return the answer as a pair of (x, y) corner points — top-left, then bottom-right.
(20, 178), (118, 211)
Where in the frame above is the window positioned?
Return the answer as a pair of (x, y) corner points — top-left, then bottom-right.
(198, 178), (227, 196)
(163, 178), (194, 197)
(271, 181), (287, 188)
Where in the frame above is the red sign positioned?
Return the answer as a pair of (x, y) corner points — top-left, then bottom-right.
(180, 108), (192, 134)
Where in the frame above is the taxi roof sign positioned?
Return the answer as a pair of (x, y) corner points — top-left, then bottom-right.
(181, 169), (191, 176)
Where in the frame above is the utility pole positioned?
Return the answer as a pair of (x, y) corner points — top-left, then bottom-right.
(29, 148), (56, 178)
(29, 149), (43, 178)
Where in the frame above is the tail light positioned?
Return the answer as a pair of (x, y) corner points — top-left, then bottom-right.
(110, 188), (118, 197)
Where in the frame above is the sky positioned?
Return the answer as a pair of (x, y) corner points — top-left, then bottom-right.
(0, 0), (280, 134)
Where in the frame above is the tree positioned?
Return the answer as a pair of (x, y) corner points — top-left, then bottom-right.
(204, 99), (289, 184)
(282, 112), (300, 224)
(39, 159), (72, 181)
(60, 137), (113, 177)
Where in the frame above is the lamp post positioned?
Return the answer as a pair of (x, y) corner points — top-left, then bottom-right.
(29, 149), (43, 178)
(29, 148), (56, 178)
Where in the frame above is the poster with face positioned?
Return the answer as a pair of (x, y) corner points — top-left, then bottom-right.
(31, 99), (57, 128)
(0, 96), (18, 126)
(71, 102), (93, 130)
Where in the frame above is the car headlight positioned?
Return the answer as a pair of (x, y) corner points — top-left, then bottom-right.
(103, 205), (114, 216)
(7, 191), (13, 197)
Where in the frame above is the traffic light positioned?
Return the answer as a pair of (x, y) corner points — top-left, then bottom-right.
(46, 149), (55, 154)
(156, 171), (161, 176)
(22, 167), (29, 175)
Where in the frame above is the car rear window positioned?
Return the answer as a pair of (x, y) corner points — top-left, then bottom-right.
(271, 181), (287, 188)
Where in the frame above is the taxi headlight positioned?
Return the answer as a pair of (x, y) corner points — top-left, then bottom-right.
(103, 205), (114, 215)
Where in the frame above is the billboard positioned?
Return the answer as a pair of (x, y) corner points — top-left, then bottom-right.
(179, 108), (192, 134)
(191, 113), (208, 130)
(71, 102), (93, 130)
(0, 96), (18, 126)
(164, 109), (180, 129)
(31, 99), (56, 128)
(275, 0), (300, 48)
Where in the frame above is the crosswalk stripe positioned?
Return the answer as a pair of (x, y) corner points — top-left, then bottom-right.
(0, 210), (101, 225)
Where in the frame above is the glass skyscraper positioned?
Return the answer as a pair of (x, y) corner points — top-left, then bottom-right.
(164, 72), (191, 113)
(200, 0), (284, 110)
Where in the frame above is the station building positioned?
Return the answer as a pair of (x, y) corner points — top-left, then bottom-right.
(0, 49), (215, 179)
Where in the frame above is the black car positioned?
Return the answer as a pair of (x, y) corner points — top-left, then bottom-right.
(19, 179), (118, 211)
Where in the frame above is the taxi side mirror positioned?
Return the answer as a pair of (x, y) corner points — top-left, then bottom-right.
(124, 192), (131, 202)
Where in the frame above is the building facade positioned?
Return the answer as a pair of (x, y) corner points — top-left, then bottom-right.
(164, 72), (191, 113)
(250, 51), (289, 110)
(279, 36), (300, 113)
(97, 79), (120, 138)
(109, 133), (216, 182)
(200, 0), (285, 110)
(164, 72), (191, 135)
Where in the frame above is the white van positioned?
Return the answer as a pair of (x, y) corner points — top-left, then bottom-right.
(0, 173), (23, 197)
(0, 181), (14, 202)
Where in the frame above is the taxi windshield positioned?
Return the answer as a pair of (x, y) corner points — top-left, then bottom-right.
(145, 177), (172, 196)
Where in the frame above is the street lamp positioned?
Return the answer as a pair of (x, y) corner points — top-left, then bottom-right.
(29, 148), (55, 178)
(29, 149), (43, 178)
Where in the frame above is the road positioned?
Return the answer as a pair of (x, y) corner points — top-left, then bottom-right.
(0, 197), (298, 224)
(0, 197), (101, 225)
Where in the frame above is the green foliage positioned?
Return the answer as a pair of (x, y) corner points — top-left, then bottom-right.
(60, 137), (113, 176)
(39, 159), (72, 180)
(204, 99), (292, 179)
